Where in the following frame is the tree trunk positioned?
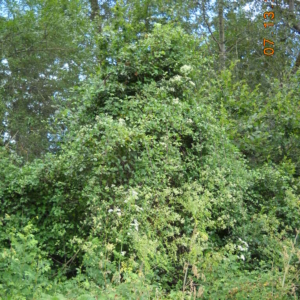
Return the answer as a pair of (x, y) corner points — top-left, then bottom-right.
(289, 0), (295, 12)
(218, 0), (226, 70)
(292, 52), (300, 73)
(89, 0), (100, 21)
(287, 0), (300, 72)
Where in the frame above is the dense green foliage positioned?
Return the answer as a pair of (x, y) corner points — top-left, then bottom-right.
(1, 0), (300, 299)
(0, 0), (97, 158)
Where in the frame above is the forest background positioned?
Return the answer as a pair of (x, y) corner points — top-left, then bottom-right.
(1, 0), (300, 299)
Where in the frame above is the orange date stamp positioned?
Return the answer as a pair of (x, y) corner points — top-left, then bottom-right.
(263, 0), (275, 56)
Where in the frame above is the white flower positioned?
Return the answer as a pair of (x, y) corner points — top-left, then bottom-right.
(239, 254), (245, 261)
(130, 219), (139, 231)
(132, 190), (138, 197)
(170, 75), (182, 83)
(109, 207), (121, 216)
(173, 98), (179, 104)
(238, 238), (249, 248)
(125, 190), (138, 203)
(238, 245), (247, 251)
(186, 119), (193, 124)
(118, 118), (125, 125)
(180, 65), (193, 75)
(135, 205), (143, 212)
(121, 251), (126, 256)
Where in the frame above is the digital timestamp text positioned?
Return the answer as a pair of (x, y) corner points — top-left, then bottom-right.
(263, 0), (275, 56)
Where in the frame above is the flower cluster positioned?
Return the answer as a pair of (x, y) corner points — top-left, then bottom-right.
(124, 189), (138, 203)
(237, 238), (249, 261)
(170, 75), (182, 83)
(130, 219), (139, 231)
(180, 65), (193, 75)
(108, 207), (121, 217)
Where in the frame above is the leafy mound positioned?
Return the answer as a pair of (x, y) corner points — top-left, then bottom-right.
(1, 25), (300, 299)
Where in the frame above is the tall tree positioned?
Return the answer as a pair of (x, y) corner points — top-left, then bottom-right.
(0, 0), (96, 160)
